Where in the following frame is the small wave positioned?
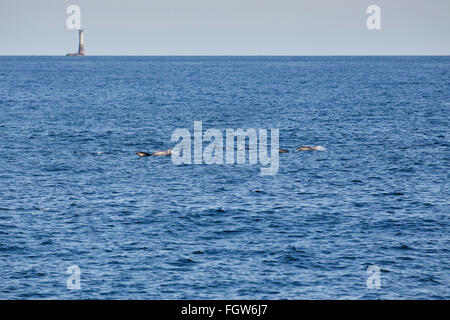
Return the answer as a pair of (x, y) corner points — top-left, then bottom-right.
(169, 257), (198, 267)
(0, 245), (23, 252)
(35, 207), (55, 212)
(73, 151), (106, 155)
(382, 191), (405, 196)
(395, 244), (414, 251)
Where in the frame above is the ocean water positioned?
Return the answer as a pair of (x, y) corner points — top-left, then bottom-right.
(0, 56), (449, 299)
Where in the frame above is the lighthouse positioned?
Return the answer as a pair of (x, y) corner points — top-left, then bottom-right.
(78, 29), (85, 55)
(66, 29), (85, 56)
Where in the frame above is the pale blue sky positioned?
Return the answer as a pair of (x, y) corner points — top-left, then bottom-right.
(1, 0), (449, 55)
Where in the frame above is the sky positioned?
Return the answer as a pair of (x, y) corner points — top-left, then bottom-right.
(1, 0), (449, 55)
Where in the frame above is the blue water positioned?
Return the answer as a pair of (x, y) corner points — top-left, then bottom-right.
(0, 56), (449, 299)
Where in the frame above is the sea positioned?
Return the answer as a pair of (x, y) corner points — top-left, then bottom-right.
(0, 56), (449, 299)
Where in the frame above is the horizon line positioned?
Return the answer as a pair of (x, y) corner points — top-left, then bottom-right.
(1, 54), (449, 57)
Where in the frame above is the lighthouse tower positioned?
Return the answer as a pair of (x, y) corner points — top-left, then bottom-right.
(78, 29), (85, 56)
(66, 29), (85, 56)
